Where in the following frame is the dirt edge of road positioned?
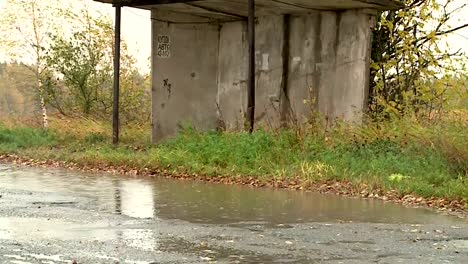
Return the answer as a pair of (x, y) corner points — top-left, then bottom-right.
(1, 153), (466, 220)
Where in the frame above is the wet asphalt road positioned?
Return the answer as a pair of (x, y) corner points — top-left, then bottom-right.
(0, 164), (467, 263)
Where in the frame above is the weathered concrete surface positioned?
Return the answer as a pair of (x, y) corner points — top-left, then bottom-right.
(217, 16), (285, 131)
(289, 10), (373, 126)
(288, 11), (324, 125)
(0, 164), (467, 263)
(150, 9), (374, 140)
(151, 10), (219, 142)
(332, 10), (373, 123)
(152, 10), (371, 142)
(254, 15), (285, 129)
(217, 21), (248, 130)
(316, 11), (340, 125)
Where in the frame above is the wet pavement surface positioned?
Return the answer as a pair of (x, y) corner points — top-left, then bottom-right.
(0, 163), (467, 263)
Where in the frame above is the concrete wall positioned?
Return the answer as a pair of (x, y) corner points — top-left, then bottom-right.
(333, 10), (372, 123)
(151, 10), (219, 142)
(316, 12), (340, 125)
(217, 16), (285, 131)
(288, 12), (323, 125)
(217, 21), (247, 130)
(151, 9), (373, 142)
(289, 10), (373, 126)
(254, 16), (285, 129)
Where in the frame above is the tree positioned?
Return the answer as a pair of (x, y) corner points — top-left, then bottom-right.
(0, 0), (65, 128)
(370, 0), (468, 118)
(45, 10), (114, 116)
(44, 5), (150, 123)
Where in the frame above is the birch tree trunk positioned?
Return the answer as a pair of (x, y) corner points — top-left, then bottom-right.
(37, 78), (48, 129)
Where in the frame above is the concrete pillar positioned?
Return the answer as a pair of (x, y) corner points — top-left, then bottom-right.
(217, 21), (248, 130)
(151, 10), (219, 142)
(333, 10), (373, 123)
(288, 10), (373, 127)
(317, 11), (340, 125)
(217, 16), (285, 131)
(288, 11), (324, 125)
(254, 15), (285, 129)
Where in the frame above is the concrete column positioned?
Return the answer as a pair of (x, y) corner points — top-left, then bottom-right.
(217, 21), (248, 130)
(217, 15), (285, 131)
(287, 11), (324, 125)
(254, 15), (285, 129)
(151, 10), (220, 142)
(333, 10), (373, 123)
(288, 10), (373, 127)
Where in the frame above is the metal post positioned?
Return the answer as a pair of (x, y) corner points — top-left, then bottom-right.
(247, 0), (255, 133)
(112, 4), (122, 144)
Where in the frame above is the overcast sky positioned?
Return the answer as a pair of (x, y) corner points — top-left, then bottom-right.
(0, 0), (466, 73)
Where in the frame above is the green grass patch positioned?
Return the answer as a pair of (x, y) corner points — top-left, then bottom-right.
(0, 124), (57, 152)
(0, 116), (466, 201)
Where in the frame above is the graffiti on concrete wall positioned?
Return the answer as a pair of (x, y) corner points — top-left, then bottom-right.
(157, 35), (171, 58)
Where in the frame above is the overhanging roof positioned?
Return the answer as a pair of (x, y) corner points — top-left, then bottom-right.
(94, 0), (403, 18)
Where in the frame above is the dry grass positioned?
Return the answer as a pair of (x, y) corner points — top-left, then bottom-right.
(0, 111), (466, 201)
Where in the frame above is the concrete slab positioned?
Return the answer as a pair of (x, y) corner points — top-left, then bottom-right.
(96, 0), (403, 15)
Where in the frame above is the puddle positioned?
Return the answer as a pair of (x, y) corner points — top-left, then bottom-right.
(0, 163), (467, 263)
(0, 163), (464, 225)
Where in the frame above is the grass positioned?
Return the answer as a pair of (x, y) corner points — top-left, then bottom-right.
(0, 113), (466, 202)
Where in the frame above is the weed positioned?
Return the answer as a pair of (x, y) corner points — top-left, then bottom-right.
(0, 114), (466, 201)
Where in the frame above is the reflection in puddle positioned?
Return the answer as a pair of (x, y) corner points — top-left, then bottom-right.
(0, 163), (464, 226)
(120, 181), (155, 219)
